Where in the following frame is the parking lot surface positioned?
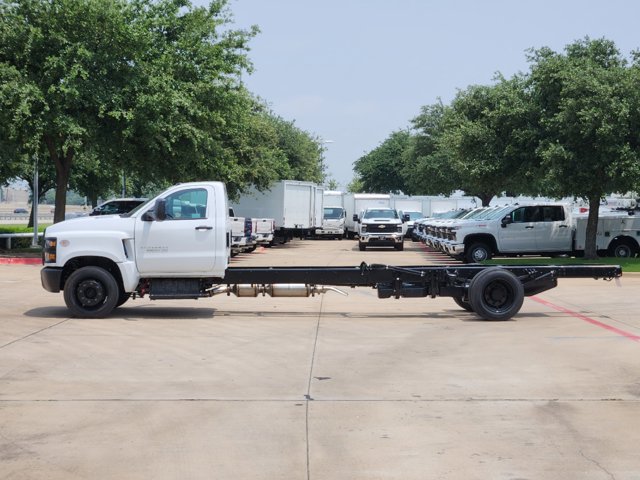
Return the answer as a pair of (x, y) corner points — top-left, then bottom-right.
(1, 239), (639, 479)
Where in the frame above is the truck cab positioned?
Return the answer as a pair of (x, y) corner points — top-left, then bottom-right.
(41, 182), (231, 316)
(316, 206), (346, 239)
(354, 207), (406, 251)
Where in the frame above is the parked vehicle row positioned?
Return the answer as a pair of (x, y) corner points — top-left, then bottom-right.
(414, 203), (640, 262)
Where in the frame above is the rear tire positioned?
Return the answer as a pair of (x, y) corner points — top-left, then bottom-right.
(63, 266), (119, 318)
(452, 296), (474, 312)
(609, 240), (637, 258)
(468, 268), (524, 321)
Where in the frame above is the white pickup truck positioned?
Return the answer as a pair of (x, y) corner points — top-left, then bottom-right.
(440, 203), (640, 262)
(39, 182), (621, 321)
(353, 207), (407, 251)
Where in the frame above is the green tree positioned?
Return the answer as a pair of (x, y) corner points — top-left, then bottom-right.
(441, 76), (540, 206)
(404, 102), (459, 197)
(354, 130), (412, 193)
(528, 37), (640, 258)
(0, 0), (258, 222)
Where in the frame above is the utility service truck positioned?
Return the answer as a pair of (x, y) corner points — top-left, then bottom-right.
(436, 203), (640, 263)
(40, 182), (621, 322)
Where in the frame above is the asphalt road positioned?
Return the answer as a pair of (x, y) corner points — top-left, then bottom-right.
(1, 239), (639, 479)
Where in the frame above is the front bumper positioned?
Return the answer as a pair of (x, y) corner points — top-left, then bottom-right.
(41, 267), (63, 293)
(316, 228), (344, 236)
(359, 233), (403, 246)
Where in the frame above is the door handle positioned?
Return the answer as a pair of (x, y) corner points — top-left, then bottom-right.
(195, 225), (213, 230)
(525, 226), (534, 229)
(559, 225), (568, 228)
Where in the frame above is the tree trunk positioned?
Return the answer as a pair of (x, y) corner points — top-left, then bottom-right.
(46, 136), (74, 224)
(583, 195), (600, 260)
(477, 193), (494, 207)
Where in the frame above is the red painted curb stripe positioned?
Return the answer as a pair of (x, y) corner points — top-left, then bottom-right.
(531, 296), (640, 343)
(0, 257), (42, 265)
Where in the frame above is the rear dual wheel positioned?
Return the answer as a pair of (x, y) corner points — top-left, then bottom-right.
(451, 268), (524, 321)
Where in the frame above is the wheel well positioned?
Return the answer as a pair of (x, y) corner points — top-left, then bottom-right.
(464, 234), (497, 253)
(610, 235), (639, 249)
(61, 257), (124, 292)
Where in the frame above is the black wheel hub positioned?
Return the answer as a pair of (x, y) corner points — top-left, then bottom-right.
(76, 280), (105, 307)
(483, 281), (511, 311)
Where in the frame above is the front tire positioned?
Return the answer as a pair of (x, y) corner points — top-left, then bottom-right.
(359, 242), (366, 251)
(63, 266), (119, 318)
(395, 242), (404, 251)
(468, 268), (524, 321)
(466, 242), (492, 263)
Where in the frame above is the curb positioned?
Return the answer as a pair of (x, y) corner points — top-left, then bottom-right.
(0, 257), (41, 265)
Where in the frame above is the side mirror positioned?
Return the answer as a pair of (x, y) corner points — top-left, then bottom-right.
(155, 198), (167, 221)
(402, 214), (410, 222)
(501, 216), (512, 228)
(353, 214), (359, 222)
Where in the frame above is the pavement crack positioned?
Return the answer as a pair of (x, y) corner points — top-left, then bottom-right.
(580, 450), (615, 480)
(0, 318), (69, 350)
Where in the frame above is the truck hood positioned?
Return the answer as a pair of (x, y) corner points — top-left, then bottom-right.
(45, 214), (136, 237)
(362, 218), (401, 223)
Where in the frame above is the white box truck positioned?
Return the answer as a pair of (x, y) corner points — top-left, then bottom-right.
(344, 193), (391, 238)
(317, 190), (346, 239)
(230, 180), (321, 242)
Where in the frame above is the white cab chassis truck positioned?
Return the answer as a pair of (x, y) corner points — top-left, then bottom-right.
(40, 182), (621, 321)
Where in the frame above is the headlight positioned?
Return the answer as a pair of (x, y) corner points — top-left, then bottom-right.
(361, 225), (367, 233)
(43, 237), (57, 263)
(397, 225), (402, 233)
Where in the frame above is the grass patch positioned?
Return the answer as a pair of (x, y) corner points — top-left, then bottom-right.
(0, 224), (50, 234)
(483, 256), (640, 273)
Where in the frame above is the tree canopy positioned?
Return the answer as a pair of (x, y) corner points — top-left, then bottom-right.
(352, 37), (640, 257)
(0, 0), (325, 220)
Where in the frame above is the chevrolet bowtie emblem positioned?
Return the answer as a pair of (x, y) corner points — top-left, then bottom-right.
(378, 225), (385, 229)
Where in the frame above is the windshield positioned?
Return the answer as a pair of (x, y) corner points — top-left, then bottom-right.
(363, 209), (398, 219)
(484, 205), (514, 220)
(122, 199), (154, 217)
(405, 211), (424, 220)
(324, 207), (344, 219)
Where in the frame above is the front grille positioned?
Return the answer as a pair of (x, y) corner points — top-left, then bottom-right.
(367, 223), (397, 233)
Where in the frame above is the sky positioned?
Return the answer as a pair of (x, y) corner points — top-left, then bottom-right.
(198, 0), (640, 189)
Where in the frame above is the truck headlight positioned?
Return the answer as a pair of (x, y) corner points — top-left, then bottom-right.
(397, 225), (402, 233)
(43, 237), (57, 263)
(361, 225), (367, 233)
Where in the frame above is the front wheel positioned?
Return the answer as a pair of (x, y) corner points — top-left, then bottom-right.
(359, 242), (366, 251)
(466, 242), (492, 263)
(395, 243), (404, 251)
(63, 266), (119, 318)
(468, 268), (524, 321)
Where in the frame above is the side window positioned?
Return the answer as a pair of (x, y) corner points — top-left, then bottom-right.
(510, 207), (526, 223)
(540, 206), (565, 222)
(164, 188), (207, 220)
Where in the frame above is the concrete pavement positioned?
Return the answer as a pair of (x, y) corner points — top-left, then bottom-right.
(1, 240), (639, 479)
